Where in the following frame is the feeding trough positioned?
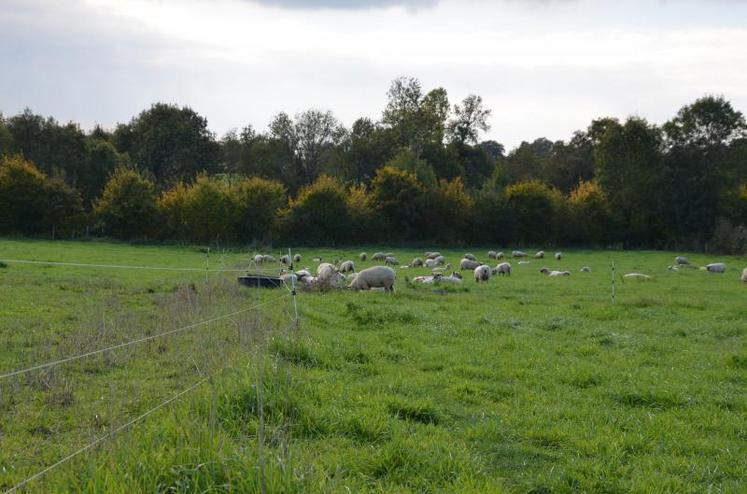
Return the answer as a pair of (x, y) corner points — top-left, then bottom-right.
(238, 273), (283, 289)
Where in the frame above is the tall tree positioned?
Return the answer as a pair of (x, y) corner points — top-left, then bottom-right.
(447, 94), (491, 146)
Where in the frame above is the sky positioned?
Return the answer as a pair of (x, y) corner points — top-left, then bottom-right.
(2, 0), (747, 149)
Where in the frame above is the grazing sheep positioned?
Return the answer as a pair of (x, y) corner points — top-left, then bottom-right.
(262, 255), (276, 263)
(360, 252), (367, 261)
(512, 250), (527, 258)
(253, 254), (264, 264)
(554, 252), (562, 261)
(474, 265), (492, 282)
(579, 266), (592, 273)
(317, 264), (345, 289)
(385, 256), (400, 266)
(339, 260), (356, 273)
(702, 263), (726, 273)
(434, 255), (446, 264)
(495, 252), (505, 260)
(623, 273), (653, 281)
(488, 250), (498, 260)
(279, 255), (290, 265)
(675, 256), (690, 265)
(540, 268), (570, 277)
(460, 258), (481, 270)
(372, 252), (388, 261)
(293, 254), (302, 263)
(279, 273), (297, 285)
(349, 266), (396, 292)
(425, 252), (441, 260)
(534, 250), (545, 259)
(464, 253), (477, 261)
(411, 257), (424, 268)
(492, 262), (512, 277)
(741, 267), (747, 282)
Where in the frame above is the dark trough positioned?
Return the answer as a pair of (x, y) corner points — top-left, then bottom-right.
(237, 273), (283, 289)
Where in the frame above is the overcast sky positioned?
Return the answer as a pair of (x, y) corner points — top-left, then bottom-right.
(2, 0), (747, 149)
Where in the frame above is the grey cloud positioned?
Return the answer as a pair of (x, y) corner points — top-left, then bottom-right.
(247, 0), (437, 10)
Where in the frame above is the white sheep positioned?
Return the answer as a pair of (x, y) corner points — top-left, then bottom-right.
(554, 252), (562, 261)
(702, 263), (726, 273)
(488, 250), (498, 260)
(623, 273), (653, 281)
(434, 255), (446, 264)
(349, 266), (396, 292)
(534, 250), (545, 259)
(316, 263), (345, 289)
(495, 251), (505, 260)
(579, 266), (592, 273)
(253, 254), (264, 264)
(540, 268), (570, 277)
(424, 258), (443, 268)
(741, 267), (747, 282)
(464, 253), (477, 261)
(518, 260), (531, 265)
(279, 273), (297, 285)
(512, 250), (527, 258)
(474, 265), (492, 282)
(385, 256), (400, 266)
(262, 255), (276, 263)
(460, 258), (481, 270)
(360, 252), (367, 261)
(492, 262), (512, 277)
(293, 254), (302, 263)
(425, 252), (441, 260)
(675, 256), (689, 265)
(410, 257), (424, 268)
(279, 255), (290, 265)
(339, 260), (356, 273)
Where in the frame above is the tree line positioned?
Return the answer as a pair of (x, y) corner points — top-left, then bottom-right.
(1, 77), (746, 251)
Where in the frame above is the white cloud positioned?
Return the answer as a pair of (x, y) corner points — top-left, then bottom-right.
(2, 0), (747, 148)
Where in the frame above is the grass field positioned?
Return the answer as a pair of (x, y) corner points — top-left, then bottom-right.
(1, 239), (746, 493)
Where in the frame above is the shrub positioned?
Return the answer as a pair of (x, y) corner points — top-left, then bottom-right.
(347, 184), (376, 244)
(504, 180), (565, 244)
(279, 175), (352, 246)
(94, 167), (158, 239)
(422, 177), (474, 243)
(231, 177), (286, 244)
(157, 175), (236, 243)
(370, 166), (426, 241)
(568, 180), (613, 245)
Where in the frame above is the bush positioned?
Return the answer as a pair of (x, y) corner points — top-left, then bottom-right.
(231, 177), (286, 244)
(470, 189), (513, 245)
(279, 175), (352, 246)
(370, 166), (426, 241)
(158, 175), (236, 243)
(568, 180), (614, 245)
(504, 180), (565, 244)
(422, 177), (473, 244)
(0, 155), (83, 236)
(94, 167), (158, 239)
(709, 217), (747, 254)
(347, 184), (376, 244)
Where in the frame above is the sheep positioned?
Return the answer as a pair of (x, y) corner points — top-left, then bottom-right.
(413, 272), (462, 285)
(460, 258), (481, 270)
(295, 269), (313, 281)
(495, 252), (505, 260)
(339, 260), (356, 273)
(623, 273), (653, 281)
(424, 258), (443, 268)
(488, 250), (498, 260)
(385, 256), (400, 266)
(464, 253), (477, 261)
(474, 265), (492, 282)
(360, 252), (367, 261)
(349, 266), (396, 292)
(675, 256), (690, 265)
(313, 256), (323, 262)
(262, 255), (276, 263)
(279, 255), (290, 265)
(253, 254), (264, 264)
(316, 263), (345, 289)
(425, 252), (441, 260)
(741, 267), (747, 282)
(518, 260), (531, 265)
(512, 250), (527, 258)
(434, 255), (446, 264)
(440, 272), (463, 284)
(540, 268), (570, 277)
(702, 263), (726, 273)
(372, 252), (387, 261)
(534, 250), (545, 259)
(579, 266), (592, 273)
(293, 254), (302, 263)
(492, 262), (512, 277)
(279, 273), (297, 285)
(410, 257), (424, 268)
(554, 252), (562, 261)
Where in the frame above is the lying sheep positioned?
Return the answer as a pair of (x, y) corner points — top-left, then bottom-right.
(540, 268), (570, 277)
(579, 266), (592, 273)
(349, 266), (396, 292)
(741, 267), (747, 283)
(339, 260), (355, 273)
(623, 273), (652, 281)
(534, 250), (545, 259)
(385, 256), (400, 266)
(518, 260), (531, 265)
(702, 263), (726, 273)
(313, 256), (323, 262)
(360, 252), (367, 261)
(675, 256), (689, 265)
(492, 262), (511, 277)
(425, 252), (441, 260)
(464, 253), (477, 261)
(411, 257), (424, 268)
(474, 265), (492, 282)
(554, 252), (562, 261)
(413, 272), (463, 285)
(425, 258), (444, 268)
(294, 254), (302, 263)
(512, 250), (527, 258)
(488, 250), (498, 260)
(460, 258), (481, 270)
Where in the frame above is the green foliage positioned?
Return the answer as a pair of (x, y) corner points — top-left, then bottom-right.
(568, 180), (613, 245)
(504, 180), (565, 244)
(422, 177), (474, 243)
(385, 147), (436, 186)
(94, 167), (158, 239)
(232, 177), (287, 244)
(370, 166), (426, 241)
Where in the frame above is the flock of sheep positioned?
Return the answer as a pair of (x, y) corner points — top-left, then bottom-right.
(255, 250), (747, 293)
